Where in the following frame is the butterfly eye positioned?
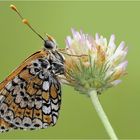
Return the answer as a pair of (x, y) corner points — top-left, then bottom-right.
(44, 40), (56, 50)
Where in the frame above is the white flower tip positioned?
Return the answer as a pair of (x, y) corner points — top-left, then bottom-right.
(108, 34), (116, 49)
(121, 41), (125, 46)
(71, 28), (76, 36)
(95, 33), (99, 40)
(71, 28), (82, 41)
(123, 61), (128, 67)
(110, 34), (115, 41)
(124, 47), (128, 53)
(118, 41), (125, 50)
(111, 80), (122, 86)
(66, 36), (72, 47)
(119, 61), (128, 70)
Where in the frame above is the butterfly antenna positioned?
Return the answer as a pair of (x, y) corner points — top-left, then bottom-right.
(10, 4), (45, 42)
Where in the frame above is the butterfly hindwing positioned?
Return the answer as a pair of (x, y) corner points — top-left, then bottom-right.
(0, 50), (63, 132)
(0, 118), (17, 132)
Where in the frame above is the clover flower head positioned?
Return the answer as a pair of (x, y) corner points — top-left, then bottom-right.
(64, 29), (128, 94)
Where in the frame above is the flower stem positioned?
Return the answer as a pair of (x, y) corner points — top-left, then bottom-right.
(88, 90), (118, 140)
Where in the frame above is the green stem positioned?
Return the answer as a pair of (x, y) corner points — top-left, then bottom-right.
(88, 90), (118, 140)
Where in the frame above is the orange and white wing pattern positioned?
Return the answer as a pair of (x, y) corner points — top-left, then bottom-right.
(0, 50), (64, 132)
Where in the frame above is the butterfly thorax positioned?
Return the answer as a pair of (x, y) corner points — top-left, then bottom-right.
(43, 50), (65, 76)
(43, 39), (65, 75)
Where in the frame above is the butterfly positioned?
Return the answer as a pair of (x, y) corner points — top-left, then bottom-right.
(0, 5), (65, 132)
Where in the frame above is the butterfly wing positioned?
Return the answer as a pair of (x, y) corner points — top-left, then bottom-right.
(0, 118), (17, 132)
(0, 50), (62, 132)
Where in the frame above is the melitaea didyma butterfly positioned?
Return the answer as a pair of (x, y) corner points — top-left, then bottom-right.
(0, 5), (66, 132)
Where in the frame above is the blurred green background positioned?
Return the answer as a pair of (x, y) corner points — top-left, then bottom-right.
(0, 1), (139, 139)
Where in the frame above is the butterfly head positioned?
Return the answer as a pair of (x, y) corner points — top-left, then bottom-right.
(44, 34), (57, 50)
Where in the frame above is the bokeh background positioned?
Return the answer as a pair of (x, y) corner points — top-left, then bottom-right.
(0, 1), (139, 139)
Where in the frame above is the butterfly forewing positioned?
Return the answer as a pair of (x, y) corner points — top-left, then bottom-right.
(0, 50), (63, 132)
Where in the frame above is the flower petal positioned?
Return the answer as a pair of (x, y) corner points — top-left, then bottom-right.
(111, 80), (122, 86)
(66, 36), (72, 47)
